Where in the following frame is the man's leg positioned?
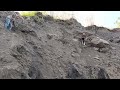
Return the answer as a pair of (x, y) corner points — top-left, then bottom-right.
(83, 41), (85, 45)
(8, 23), (12, 30)
(5, 18), (11, 31)
(82, 38), (84, 45)
(5, 23), (7, 29)
(12, 21), (15, 27)
(82, 38), (85, 45)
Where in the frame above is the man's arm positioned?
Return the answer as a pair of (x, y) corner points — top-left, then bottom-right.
(11, 18), (15, 27)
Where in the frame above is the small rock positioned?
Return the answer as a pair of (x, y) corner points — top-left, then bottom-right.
(47, 34), (53, 40)
(73, 38), (78, 42)
(88, 55), (91, 57)
(94, 55), (100, 60)
(99, 48), (109, 53)
(71, 52), (80, 57)
(94, 47), (99, 51)
(111, 47), (116, 50)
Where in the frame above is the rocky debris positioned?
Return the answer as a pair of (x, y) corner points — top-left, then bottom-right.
(66, 62), (110, 79)
(66, 63), (85, 79)
(0, 68), (29, 79)
(0, 11), (120, 79)
(93, 47), (99, 51)
(86, 25), (112, 41)
(110, 28), (120, 32)
(109, 37), (120, 44)
(81, 66), (110, 79)
(86, 25), (110, 31)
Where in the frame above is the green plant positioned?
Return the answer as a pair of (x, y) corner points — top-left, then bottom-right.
(115, 17), (120, 28)
(20, 11), (38, 17)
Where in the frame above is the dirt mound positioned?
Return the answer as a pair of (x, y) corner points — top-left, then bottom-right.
(0, 11), (120, 79)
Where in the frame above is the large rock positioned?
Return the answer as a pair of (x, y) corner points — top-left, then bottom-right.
(91, 37), (109, 45)
(86, 36), (110, 52)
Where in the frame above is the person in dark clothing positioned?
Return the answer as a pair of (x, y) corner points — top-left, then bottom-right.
(81, 33), (86, 45)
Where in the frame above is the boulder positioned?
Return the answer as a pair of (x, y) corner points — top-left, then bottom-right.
(86, 36), (110, 52)
(87, 36), (109, 46)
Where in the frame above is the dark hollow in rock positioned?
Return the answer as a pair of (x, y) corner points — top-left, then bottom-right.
(47, 34), (53, 40)
(16, 45), (28, 55)
(28, 65), (43, 79)
(98, 68), (110, 79)
(21, 30), (37, 37)
(66, 65), (85, 79)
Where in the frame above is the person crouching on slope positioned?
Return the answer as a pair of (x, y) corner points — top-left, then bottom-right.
(4, 14), (15, 31)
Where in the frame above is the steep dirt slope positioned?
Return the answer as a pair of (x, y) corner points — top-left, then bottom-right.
(0, 11), (120, 79)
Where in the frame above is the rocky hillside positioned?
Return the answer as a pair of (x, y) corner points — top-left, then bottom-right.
(0, 11), (120, 79)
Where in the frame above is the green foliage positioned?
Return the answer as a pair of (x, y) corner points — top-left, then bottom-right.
(20, 11), (49, 17)
(115, 17), (120, 28)
(20, 11), (38, 17)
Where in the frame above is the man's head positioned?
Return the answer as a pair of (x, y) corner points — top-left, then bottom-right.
(83, 32), (85, 35)
(12, 14), (16, 18)
(15, 12), (20, 15)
